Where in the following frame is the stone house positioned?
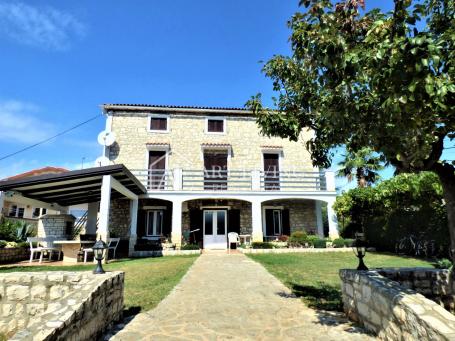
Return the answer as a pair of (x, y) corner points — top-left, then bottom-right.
(102, 104), (338, 251)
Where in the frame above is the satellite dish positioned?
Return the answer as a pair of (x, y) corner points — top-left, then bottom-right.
(97, 131), (116, 146)
(95, 156), (111, 167)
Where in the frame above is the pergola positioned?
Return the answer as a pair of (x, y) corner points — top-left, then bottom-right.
(0, 165), (146, 255)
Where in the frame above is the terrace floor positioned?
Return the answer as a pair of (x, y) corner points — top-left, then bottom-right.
(107, 252), (373, 340)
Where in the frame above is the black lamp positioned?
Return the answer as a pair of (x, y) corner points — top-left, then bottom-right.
(353, 233), (369, 271)
(92, 237), (108, 274)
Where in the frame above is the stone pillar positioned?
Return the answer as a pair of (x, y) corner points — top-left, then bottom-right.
(327, 199), (339, 239)
(315, 201), (324, 237)
(38, 214), (76, 239)
(86, 202), (99, 235)
(98, 175), (111, 243)
(251, 200), (263, 242)
(0, 191), (4, 218)
(171, 199), (183, 248)
(128, 198), (138, 257)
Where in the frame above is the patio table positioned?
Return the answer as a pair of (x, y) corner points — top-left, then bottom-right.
(54, 240), (95, 263)
(239, 234), (252, 245)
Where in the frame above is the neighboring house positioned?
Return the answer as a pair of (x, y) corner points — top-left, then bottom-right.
(101, 104), (339, 250)
(0, 167), (68, 221)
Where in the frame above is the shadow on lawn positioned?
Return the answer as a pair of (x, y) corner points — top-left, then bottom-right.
(289, 282), (343, 312)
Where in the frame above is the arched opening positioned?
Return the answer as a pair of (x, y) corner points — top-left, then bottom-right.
(182, 198), (252, 249)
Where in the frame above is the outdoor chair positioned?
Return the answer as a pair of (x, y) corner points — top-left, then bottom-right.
(83, 237), (120, 263)
(228, 232), (240, 253)
(28, 237), (62, 263)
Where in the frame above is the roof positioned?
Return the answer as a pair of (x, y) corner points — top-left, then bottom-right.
(2, 166), (68, 181)
(0, 165), (146, 207)
(103, 103), (254, 115)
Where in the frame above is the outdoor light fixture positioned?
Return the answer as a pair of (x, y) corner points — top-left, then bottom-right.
(353, 233), (369, 271)
(92, 237), (108, 274)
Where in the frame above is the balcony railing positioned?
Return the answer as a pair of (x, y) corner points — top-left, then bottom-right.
(131, 169), (335, 192)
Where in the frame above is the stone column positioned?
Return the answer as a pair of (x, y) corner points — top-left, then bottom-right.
(327, 198), (339, 239)
(251, 200), (263, 242)
(171, 199), (183, 248)
(0, 191), (4, 218)
(128, 198), (138, 257)
(86, 202), (99, 235)
(315, 201), (324, 237)
(98, 175), (111, 243)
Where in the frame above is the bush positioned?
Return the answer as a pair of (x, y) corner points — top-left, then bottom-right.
(0, 218), (19, 241)
(343, 238), (355, 247)
(288, 230), (308, 247)
(332, 238), (345, 248)
(0, 240), (7, 248)
(252, 242), (274, 249)
(313, 238), (327, 248)
(181, 244), (200, 250)
(306, 235), (319, 246)
(16, 241), (30, 249)
(434, 258), (452, 269)
(278, 235), (289, 242)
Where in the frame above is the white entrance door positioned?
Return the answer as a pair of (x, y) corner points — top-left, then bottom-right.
(203, 210), (227, 249)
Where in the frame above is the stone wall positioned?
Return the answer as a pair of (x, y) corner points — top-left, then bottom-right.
(0, 271), (124, 341)
(37, 214), (76, 239)
(109, 112), (315, 172)
(0, 248), (29, 264)
(109, 198), (131, 238)
(340, 269), (455, 340)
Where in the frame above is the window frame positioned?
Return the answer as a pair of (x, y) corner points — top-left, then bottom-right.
(205, 116), (226, 135)
(148, 114), (170, 133)
(146, 209), (164, 237)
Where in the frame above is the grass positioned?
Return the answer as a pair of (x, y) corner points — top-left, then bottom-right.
(1, 255), (198, 315)
(247, 251), (433, 311)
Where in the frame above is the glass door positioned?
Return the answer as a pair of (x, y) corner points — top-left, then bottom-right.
(203, 210), (227, 249)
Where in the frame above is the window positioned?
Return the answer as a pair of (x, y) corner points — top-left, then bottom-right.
(149, 115), (169, 132)
(272, 210), (282, 235)
(146, 210), (164, 236)
(32, 208), (41, 218)
(9, 205), (25, 218)
(206, 117), (225, 133)
(42, 208), (47, 215)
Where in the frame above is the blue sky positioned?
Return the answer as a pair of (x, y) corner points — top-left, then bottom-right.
(0, 0), (453, 189)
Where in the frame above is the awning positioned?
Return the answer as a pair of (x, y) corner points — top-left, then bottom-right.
(0, 164), (146, 206)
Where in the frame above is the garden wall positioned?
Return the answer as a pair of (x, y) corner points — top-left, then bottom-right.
(340, 269), (455, 340)
(0, 271), (124, 341)
(0, 247), (29, 264)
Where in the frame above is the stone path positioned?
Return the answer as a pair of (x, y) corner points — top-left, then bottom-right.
(107, 252), (374, 340)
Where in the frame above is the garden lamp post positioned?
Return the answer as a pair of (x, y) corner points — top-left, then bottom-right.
(353, 233), (369, 271)
(92, 237), (108, 274)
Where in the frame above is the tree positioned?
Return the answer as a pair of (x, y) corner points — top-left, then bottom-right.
(247, 0), (455, 260)
(336, 147), (384, 187)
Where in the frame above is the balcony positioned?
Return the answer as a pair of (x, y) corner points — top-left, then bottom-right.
(131, 169), (336, 192)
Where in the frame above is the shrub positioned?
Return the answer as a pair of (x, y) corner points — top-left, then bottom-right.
(0, 218), (19, 241)
(434, 258), (452, 269)
(0, 240), (7, 248)
(332, 238), (345, 248)
(278, 235), (289, 242)
(344, 238), (355, 247)
(16, 241), (30, 249)
(252, 242), (274, 249)
(289, 230), (308, 247)
(306, 235), (319, 246)
(181, 244), (200, 250)
(313, 238), (327, 248)
(16, 222), (36, 241)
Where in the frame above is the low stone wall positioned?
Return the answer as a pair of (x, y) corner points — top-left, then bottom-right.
(132, 249), (201, 257)
(340, 269), (455, 340)
(240, 247), (352, 254)
(0, 247), (29, 264)
(0, 271), (124, 341)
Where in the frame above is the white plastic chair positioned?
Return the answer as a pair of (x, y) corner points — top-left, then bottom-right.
(83, 237), (120, 263)
(28, 237), (62, 263)
(228, 232), (240, 253)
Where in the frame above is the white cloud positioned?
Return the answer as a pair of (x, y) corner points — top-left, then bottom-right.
(0, 100), (55, 144)
(0, 2), (86, 50)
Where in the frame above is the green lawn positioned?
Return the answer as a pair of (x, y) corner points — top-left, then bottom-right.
(1, 255), (198, 315)
(247, 252), (433, 311)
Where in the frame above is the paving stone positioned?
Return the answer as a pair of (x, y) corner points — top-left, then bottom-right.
(108, 253), (373, 340)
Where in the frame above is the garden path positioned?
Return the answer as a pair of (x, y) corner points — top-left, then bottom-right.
(107, 252), (374, 340)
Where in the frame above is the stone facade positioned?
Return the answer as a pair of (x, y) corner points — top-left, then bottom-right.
(340, 269), (455, 340)
(37, 214), (76, 239)
(263, 199), (317, 234)
(109, 112), (315, 172)
(0, 271), (124, 341)
(108, 198), (131, 238)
